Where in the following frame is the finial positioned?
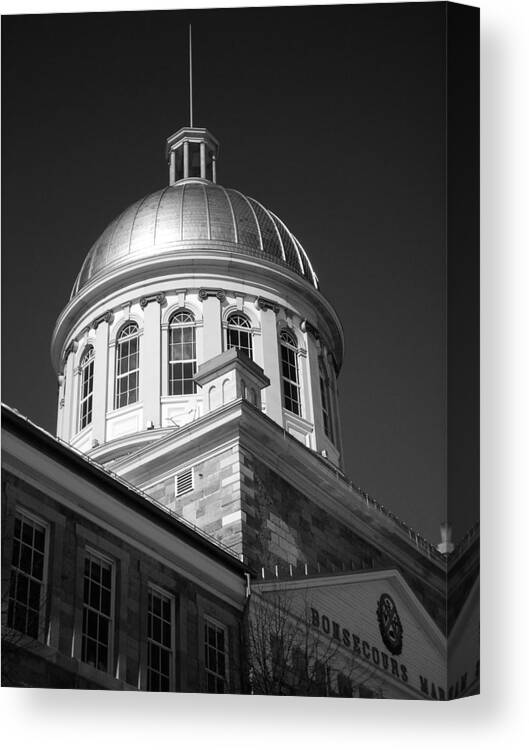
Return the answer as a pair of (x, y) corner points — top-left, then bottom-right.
(437, 522), (455, 554)
(189, 24), (194, 128)
(165, 27), (219, 184)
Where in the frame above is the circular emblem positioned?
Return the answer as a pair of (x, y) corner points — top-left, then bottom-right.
(376, 594), (403, 655)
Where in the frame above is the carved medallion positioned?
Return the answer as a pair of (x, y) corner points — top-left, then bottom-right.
(376, 593), (403, 655)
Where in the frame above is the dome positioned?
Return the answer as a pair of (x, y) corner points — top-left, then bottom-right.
(71, 178), (318, 298)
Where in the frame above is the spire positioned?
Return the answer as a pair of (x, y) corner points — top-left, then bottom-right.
(165, 26), (219, 185)
(189, 24), (194, 128)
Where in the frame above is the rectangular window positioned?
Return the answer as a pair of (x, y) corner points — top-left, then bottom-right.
(115, 328), (140, 409)
(147, 586), (174, 691)
(168, 319), (196, 396)
(8, 510), (47, 640)
(80, 360), (94, 429)
(281, 342), (301, 416)
(204, 618), (228, 693)
(81, 550), (114, 672)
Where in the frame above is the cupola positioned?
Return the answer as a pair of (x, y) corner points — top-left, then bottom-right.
(166, 126), (219, 183)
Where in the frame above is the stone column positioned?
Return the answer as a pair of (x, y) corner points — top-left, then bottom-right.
(256, 298), (282, 424)
(169, 150), (176, 184)
(61, 342), (77, 441)
(183, 141), (189, 179)
(92, 311), (112, 445)
(328, 356), (344, 461)
(301, 320), (325, 447)
(200, 142), (206, 179)
(199, 289), (225, 361)
(140, 293), (164, 429)
(212, 154), (217, 183)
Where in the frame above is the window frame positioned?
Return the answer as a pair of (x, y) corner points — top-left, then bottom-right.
(168, 309), (197, 396)
(114, 321), (140, 410)
(225, 312), (253, 360)
(7, 507), (49, 643)
(146, 583), (176, 692)
(279, 329), (301, 416)
(78, 345), (95, 431)
(81, 546), (115, 674)
(204, 615), (229, 694)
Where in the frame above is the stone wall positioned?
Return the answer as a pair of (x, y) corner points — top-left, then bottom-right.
(238, 450), (444, 628)
(145, 443), (445, 628)
(147, 443), (245, 553)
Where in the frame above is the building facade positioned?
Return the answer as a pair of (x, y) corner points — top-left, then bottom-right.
(2, 405), (248, 691)
(2, 122), (479, 698)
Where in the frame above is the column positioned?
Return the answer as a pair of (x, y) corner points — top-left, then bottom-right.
(169, 150), (176, 184)
(212, 154), (217, 183)
(329, 357), (344, 463)
(200, 142), (206, 179)
(140, 294), (163, 428)
(302, 321), (325, 448)
(199, 289), (224, 361)
(56, 375), (65, 437)
(61, 344), (77, 441)
(183, 141), (189, 178)
(92, 313), (112, 445)
(258, 304), (282, 424)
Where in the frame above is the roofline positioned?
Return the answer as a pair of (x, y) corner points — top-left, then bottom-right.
(1, 403), (250, 577)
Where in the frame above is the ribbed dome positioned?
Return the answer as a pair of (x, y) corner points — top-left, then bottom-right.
(71, 179), (318, 298)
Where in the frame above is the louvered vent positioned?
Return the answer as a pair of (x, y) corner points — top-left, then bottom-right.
(175, 467), (194, 497)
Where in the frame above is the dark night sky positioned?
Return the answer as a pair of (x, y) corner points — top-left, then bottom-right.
(1, 4), (475, 543)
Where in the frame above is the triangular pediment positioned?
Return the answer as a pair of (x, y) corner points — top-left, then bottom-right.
(255, 568), (447, 698)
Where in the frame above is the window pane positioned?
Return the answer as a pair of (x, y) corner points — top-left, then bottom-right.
(8, 513), (46, 640)
(147, 588), (174, 691)
(168, 314), (196, 396)
(204, 620), (227, 693)
(227, 315), (253, 360)
(82, 552), (113, 673)
(115, 324), (140, 408)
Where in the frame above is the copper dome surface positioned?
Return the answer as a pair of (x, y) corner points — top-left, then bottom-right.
(71, 179), (318, 298)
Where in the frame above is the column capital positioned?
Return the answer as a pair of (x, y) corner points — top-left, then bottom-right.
(140, 292), (166, 309)
(64, 339), (79, 360)
(92, 310), (114, 330)
(301, 319), (320, 340)
(255, 296), (280, 314)
(199, 288), (226, 303)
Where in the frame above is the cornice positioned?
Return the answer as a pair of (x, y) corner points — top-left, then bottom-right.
(50, 249), (344, 373)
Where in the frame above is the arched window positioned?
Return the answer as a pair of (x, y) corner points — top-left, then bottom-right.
(168, 310), (196, 395)
(226, 313), (253, 359)
(115, 322), (139, 409)
(319, 362), (334, 442)
(280, 330), (301, 416)
(79, 346), (95, 430)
